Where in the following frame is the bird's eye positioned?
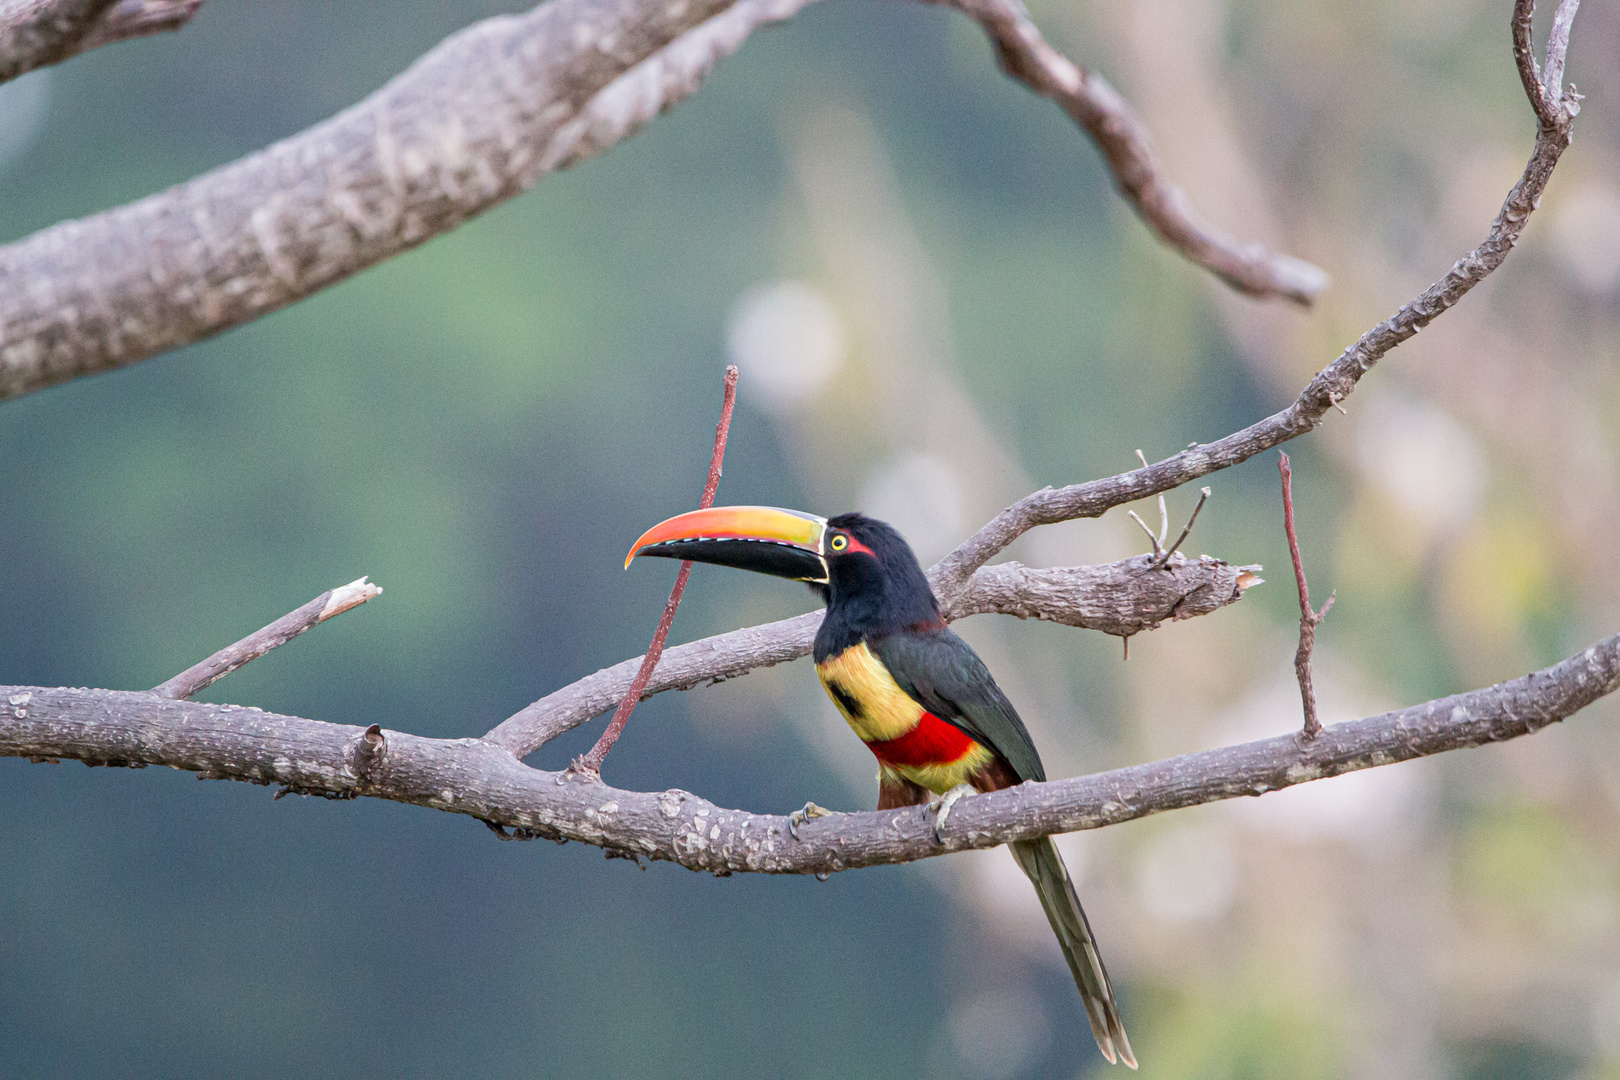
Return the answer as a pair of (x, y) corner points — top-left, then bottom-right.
(829, 533), (848, 551)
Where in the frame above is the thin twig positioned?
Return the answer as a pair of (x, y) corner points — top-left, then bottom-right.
(1278, 453), (1334, 738)
(1125, 510), (1164, 556)
(1148, 486), (1211, 571)
(150, 576), (381, 700)
(573, 366), (739, 774)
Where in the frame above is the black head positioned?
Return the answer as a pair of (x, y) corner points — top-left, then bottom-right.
(624, 505), (942, 653)
(814, 513), (942, 653)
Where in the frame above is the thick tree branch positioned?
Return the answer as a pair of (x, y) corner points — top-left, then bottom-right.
(5, 628), (1617, 873)
(0, 0), (1329, 403)
(0, 0), (118, 84)
(935, 0), (1327, 305)
(0, 0), (748, 401)
(0, 0), (201, 84)
(485, 552), (1261, 756)
(151, 576), (381, 700)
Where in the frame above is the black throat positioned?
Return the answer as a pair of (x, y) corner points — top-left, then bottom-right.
(812, 514), (942, 662)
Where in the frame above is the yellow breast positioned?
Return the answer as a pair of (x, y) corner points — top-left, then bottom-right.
(816, 642), (924, 743)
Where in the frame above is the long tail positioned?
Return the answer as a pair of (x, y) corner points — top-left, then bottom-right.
(1009, 837), (1136, 1069)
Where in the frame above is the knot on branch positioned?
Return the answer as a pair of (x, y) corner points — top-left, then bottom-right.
(348, 723), (386, 782)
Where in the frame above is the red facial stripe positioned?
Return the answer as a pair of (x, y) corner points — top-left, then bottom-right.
(843, 535), (875, 557)
(864, 712), (979, 769)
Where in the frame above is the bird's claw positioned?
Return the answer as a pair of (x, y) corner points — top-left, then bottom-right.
(789, 801), (832, 840)
(929, 783), (976, 843)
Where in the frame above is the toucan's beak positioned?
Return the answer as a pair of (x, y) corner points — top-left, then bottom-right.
(626, 506), (829, 583)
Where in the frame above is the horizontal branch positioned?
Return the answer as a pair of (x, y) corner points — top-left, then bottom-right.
(484, 551), (1261, 757)
(937, 0), (1327, 305)
(4, 628), (1616, 874)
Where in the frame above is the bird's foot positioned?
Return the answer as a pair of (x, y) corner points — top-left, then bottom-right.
(789, 801), (832, 840)
(929, 783), (977, 843)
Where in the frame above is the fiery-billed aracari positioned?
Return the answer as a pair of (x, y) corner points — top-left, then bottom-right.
(627, 506), (1135, 1068)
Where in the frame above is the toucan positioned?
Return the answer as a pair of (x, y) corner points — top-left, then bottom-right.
(626, 505), (1136, 1068)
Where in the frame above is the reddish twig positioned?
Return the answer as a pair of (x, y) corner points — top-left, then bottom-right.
(573, 367), (740, 774)
(151, 576), (381, 700)
(1278, 453), (1334, 738)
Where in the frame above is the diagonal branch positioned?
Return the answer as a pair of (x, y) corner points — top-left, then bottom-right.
(934, 0), (1327, 305)
(0, 0), (119, 84)
(0, 0), (201, 85)
(5, 626), (1617, 873)
(0, 0), (1328, 404)
(0, 0), (750, 401)
(150, 576), (381, 701)
(929, 0), (1581, 600)
(574, 367), (738, 773)
(484, 551), (1261, 757)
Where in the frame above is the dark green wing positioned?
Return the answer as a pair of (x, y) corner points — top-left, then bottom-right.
(872, 629), (1046, 783)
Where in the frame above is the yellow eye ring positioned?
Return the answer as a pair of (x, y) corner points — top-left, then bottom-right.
(829, 534), (848, 551)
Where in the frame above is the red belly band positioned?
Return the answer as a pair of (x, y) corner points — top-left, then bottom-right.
(864, 712), (978, 768)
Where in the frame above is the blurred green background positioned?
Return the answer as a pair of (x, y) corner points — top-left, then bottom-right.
(4, 0), (1620, 1076)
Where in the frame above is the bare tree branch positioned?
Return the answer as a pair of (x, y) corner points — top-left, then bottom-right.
(935, 0), (1327, 305)
(0, 0), (1331, 404)
(0, 0), (1595, 922)
(484, 551), (1262, 757)
(0, 0), (118, 84)
(150, 576), (381, 701)
(0, 0), (749, 401)
(0, 0), (201, 84)
(929, 0), (1582, 601)
(5, 626), (1617, 873)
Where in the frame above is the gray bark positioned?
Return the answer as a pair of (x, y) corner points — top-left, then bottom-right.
(0, 0), (743, 399)
(5, 628), (1616, 875)
(0, 0), (119, 84)
(0, 0), (1326, 403)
